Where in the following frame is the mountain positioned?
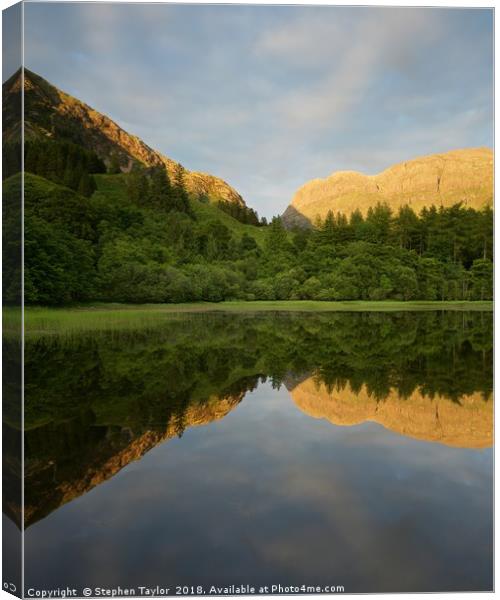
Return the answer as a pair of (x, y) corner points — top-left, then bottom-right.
(2, 68), (246, 206)
(283, 148), (494, 227)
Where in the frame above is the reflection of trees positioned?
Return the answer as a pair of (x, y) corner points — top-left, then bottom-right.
(18, 312), (492, 431)
(18, 311), (493, 430)
(5, 310), (492, 528)
(18, 311), (492, 430)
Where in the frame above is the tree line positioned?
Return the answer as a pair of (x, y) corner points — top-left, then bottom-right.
(126, 163), (192, 215)
(265, 202), (493, 302)
(2, 140), (493, 305)
(126, 162), (265, 226)
(3, 139), (106, 197)
(216, 199), (266, 226)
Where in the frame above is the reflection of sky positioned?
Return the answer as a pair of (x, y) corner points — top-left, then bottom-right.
(16, 4), (494, 218)
(25, 382), (492, 593)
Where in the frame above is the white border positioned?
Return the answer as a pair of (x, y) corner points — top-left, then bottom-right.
(0, 2), (496, 600)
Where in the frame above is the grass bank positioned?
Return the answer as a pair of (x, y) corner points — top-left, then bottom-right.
(4, 300), (492, 337)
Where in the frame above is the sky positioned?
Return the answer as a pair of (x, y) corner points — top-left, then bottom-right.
(13, 3), (495, 217)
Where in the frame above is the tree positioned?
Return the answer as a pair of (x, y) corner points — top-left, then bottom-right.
(240, 233), (258, 254)
(335, 212), (351, 243)
(470, 259), (493, 300)
(251, 279), (275, 300)
(391, 265), (418, 300)
(78, 173), (97, 198)
(24, 214), (95, 304)
(150, 166), (172, 210)
(300, 276), (322, 300)
(292, 227), (311, 253)
(417, 258), (444, 300)
(108, 153), (121, 174)
(170, 164), (191, 214)
(265, 217), (289, 254)
(394, 205), (420, 251)
(364, 202), (393, 244)
(478, 206), (493, 260)
(64, 164), (83, 191)
(127, 165), (150, 206)
(12, 147), (494, 307)
(318, 211), (336, 246)
(349, 209), (365, 240)
(274, 272), (299, 300)
(216, 199), (260, 226)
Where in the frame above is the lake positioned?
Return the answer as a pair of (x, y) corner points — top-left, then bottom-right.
(5, 310), (493, 593)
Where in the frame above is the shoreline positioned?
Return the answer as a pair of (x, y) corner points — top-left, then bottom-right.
(3, 300), (491, 337)
(22, 300), (493, 313)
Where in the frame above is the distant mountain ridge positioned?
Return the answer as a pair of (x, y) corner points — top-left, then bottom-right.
(283, 148), (494, 227)
(2, 68), (246, 207)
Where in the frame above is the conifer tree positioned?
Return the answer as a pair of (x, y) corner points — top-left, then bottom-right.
(127, 165), (150, 206)
(365, 202), (393, 244)
(265, 216), (289, 254)
(170, 164), (190, 213)
(150, 166), (172, 210)
(394, 205), (420, 250)
(319, 210), (336, 245)
(349, 209), (364, 239)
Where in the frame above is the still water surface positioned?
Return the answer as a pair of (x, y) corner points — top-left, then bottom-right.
(13, 311), (494, 593)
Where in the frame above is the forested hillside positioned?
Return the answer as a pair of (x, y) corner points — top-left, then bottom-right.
(3, 161), (493, 305)
(2, 70), (493, 306)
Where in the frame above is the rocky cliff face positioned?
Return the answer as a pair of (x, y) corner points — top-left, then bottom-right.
(283, 148), (493, 226)
(3, 68), (246, 206)
(289, 378), (493, 449)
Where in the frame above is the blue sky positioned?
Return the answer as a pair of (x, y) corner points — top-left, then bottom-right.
(19, 3), (494, 217)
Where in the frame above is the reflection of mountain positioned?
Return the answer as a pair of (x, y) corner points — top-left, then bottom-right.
(289, 378), (493, 449)
(19, 369), (494, 529)
(22, 391), (244, 528)
(6, 311), (492, 528)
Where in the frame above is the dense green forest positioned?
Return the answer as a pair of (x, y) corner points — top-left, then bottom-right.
(2, 139), (493, 305)
(3, 140), (106, 196)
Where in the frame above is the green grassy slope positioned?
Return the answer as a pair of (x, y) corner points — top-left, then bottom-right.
(93, 173), (268, 246)
(6, 171), (77, 201)
(11, 172), (268, 248)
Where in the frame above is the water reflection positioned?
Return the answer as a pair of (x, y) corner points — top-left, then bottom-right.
(290, 378), (492, 448)
(6, 311), (494, 592)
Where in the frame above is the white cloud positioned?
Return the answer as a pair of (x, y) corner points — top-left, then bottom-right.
(257, 9), (443, 130)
